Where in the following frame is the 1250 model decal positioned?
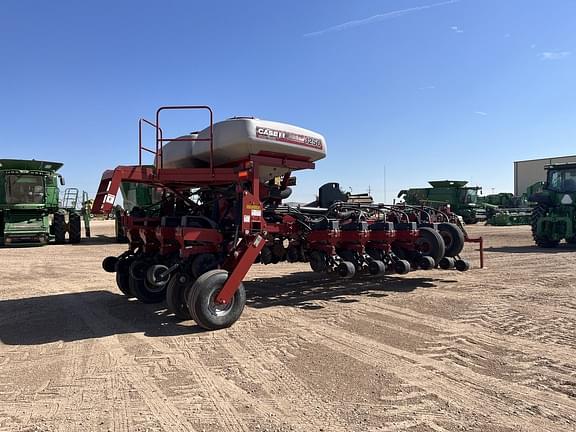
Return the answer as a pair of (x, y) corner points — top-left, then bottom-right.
(256, 127), (323, 149)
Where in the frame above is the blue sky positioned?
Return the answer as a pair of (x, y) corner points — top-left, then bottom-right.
(1, 0), (575, 203)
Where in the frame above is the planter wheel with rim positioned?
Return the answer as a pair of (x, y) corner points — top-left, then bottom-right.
(415, 227), (446, 265)
(437, 223), (465, 257)
(128, 260), (167, 303)
(187, 269), (246, 330)
(166, 272), (194, 320)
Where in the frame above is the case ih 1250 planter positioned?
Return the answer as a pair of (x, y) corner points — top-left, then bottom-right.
(93, 106), (479, 330)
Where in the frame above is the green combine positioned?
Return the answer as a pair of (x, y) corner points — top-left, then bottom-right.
(398, 180), (485, 224)
(0, 159), (90, 246)
(530, 163), (576, 247)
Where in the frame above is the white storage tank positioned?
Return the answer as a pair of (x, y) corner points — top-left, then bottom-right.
(160, 117), (326, 180)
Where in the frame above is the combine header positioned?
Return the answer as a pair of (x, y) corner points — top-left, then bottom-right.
(93, 106), (479, 330)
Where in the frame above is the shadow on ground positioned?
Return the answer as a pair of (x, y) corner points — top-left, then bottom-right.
(245, 272), (444, 310)
(0, 273), (447, 346)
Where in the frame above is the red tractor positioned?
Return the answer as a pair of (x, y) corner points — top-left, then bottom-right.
(94, 106), (476, 331)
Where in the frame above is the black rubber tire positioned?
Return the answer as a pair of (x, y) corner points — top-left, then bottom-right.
(337, 261), (356, 278)
(146, 265), (171, 288)
(438, 223), (465, 257)
(418, 255), (436, 270)
(368, 260), (386, 276)
(53, 212), (66, 244)
(102, 256), (118, 273)
(309, 251), (329, 273)
(129, 274), (167, 304)
(68, 213), (81, 244)
(531, 205), (560, 248)
(415, 227), (446, 265)
(439, 256), (455, 270)
(115, 257), (134, 297)
(188, 269), (246, 330)
(394, 259), (411, 275)
(129, 259), (149, 281)
(455, 259), (471, 272)
(166, 272), (193, 320)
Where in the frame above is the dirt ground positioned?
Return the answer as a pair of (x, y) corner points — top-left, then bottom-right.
(0, 221), (575, 432)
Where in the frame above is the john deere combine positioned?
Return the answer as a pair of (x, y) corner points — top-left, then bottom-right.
(0, 159), (90, 246)
(530, 163), (576, 247)
(398, 180), (485, 224)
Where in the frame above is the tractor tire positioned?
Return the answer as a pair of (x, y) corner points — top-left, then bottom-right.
(68, 213), (81, 244)
(438, 223), (465, 257)
(53, 212), (66, 244)
(531, 205), (560, 248)
(187, 269), (246, 330)
(166, 272), (193, 320)
(115, 257), (134, 297)
(415, 227), (446, 265)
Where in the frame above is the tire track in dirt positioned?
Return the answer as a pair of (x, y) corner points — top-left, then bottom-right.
(280, 312), (576, 431)
(221, 325), (349, 431)
(24, 284), (199, 432)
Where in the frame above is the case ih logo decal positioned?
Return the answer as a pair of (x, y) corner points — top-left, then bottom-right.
(256, 127), (323, 149)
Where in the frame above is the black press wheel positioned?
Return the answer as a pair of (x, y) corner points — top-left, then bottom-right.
(415, 227), (446, 265)
(69, 213), (81, 244)
(438, 223), (465, 257)
(166, 272), (194, 320)
(128, 260), (167, 304)
(115, 257), (134, 297)
(394, 259), (411, 275)
(187, 269), (246, 330)
(53, 212), (66, 244)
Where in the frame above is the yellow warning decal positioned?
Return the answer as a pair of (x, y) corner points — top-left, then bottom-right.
(246, 204), (261, 211)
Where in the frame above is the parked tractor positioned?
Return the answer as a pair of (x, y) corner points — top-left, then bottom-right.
(530, 163), (576, 247)
(94, 106), (479, 331)
(0, 159), (90, 246)
(398, 180), (485, 224)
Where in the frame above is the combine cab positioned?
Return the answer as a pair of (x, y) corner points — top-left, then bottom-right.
(398, 180), (485, 224)
(530, 163), (576, 247)
(94, 106), (479, 330)
(0, 159), (90, 246)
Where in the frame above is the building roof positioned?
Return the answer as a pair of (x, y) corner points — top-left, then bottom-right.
(514, 155), (576, 164)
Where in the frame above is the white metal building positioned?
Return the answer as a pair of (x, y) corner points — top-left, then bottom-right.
(514, 155), (576, 196)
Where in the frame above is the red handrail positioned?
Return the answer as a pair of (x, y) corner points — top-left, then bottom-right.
(155, 105), (214, 173)
(138, 118), (163, 166)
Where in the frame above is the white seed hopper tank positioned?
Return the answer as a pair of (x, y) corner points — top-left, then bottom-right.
(160, 117), (327, 180)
